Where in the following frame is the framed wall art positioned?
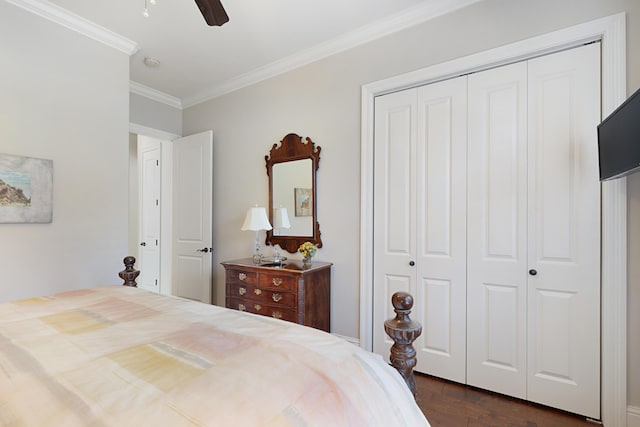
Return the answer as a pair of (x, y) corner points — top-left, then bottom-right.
(0, 154), (53, 223)
(294, 187), (312, 217)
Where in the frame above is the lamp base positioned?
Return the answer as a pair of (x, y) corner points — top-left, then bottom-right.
(252, 252), (263, 264)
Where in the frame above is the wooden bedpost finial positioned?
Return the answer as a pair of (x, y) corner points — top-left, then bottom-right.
(384, 291), (422, 398)
(119, 256), (140, 287)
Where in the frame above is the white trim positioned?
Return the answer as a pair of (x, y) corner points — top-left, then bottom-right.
(360, 13), (626, 426)
(5, 0), (138, 55)
(159, 140), (174, 297)
(129, 123), (180, 141)
(628, 406), (640, 427)
(181, 0), (482, 108)
(599, 12), (627, 427)
(130, 81), (183, 110)
(601, 179), (628, 427)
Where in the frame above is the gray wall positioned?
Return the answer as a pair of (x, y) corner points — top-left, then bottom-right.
(182, 0), (640, 407)
(130, 93), (182, 137)
(0, 3), (130, 300)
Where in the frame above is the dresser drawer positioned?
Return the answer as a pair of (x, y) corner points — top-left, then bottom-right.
(227, 283), (296, 307)
(228, 297), (297, 322)
(258, 272), (296, 291)
(226, 269), (257, 285)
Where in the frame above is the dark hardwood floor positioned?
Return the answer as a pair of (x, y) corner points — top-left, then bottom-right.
(414, 373), (597, 427)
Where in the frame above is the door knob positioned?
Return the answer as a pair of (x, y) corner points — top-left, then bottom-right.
(529, 269), (537, 276)
(409, 260), (415, 266)
(140, 242), (146, 247)
(197, 247), (211, 253)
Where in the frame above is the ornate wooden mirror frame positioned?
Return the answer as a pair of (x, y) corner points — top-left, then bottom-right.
(265, 133), (322, 253)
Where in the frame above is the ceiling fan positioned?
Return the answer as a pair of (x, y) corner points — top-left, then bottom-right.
(194, 0), (229, 26)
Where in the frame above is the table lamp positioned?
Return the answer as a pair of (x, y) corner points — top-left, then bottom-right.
(241, 206), (272, 264)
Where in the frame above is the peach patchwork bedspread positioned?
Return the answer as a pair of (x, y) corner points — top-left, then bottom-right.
(0, 286), (429, 426)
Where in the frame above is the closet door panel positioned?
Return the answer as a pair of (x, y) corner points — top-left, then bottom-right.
(415, 77), (467, 382)
(526, 43), (601, 418)
(373, 89), (418, 357)
(467, 61), (528, 399)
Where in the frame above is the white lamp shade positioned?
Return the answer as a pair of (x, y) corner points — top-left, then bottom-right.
(273, 207), (291, 229)
(241, 207), (272, 231)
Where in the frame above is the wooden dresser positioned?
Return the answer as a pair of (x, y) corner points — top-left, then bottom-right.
(222, 258), (331, 332)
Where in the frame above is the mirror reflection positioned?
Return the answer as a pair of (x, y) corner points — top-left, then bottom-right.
(272, 159), (313, 237)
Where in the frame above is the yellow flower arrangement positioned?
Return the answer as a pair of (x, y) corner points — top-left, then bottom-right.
(297, 241), (317, 259)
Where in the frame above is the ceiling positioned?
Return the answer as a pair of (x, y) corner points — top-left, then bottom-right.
(38, 0), (478, 107)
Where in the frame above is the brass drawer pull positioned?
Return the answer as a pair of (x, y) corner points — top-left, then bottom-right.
(254, 289), (262, 296)
(272, 293), (282, 303)
(254, 304), (262, 311)
(272, 311), (283, 319)
(238, 273), (247, 281)
(239, 287), (246, 295)
(272, 278), (283, 286)
(238, 304), (246, 311)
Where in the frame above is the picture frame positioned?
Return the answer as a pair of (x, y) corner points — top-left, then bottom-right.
(294, 188), (312, 217)
(0, 153), (53, 223)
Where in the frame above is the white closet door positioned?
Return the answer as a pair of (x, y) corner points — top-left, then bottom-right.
(373, 89), (417, 359)
(526, 43), (601, 418)
(415, 77), (467, 382)
(138, 138), (161, 293)
(466, 61), (528, 399)
(372, 44), (601, 417)
(372, 78), (468, 382)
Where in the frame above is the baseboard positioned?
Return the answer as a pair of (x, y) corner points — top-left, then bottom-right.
(628, 406), (640, 427)
(332, 333), (360, 347)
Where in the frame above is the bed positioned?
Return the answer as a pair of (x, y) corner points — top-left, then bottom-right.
(0, 257), (429, 426)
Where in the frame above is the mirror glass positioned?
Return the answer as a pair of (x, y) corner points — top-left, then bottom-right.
(272, 159), (313, 237)
(266, 133), (322, 253)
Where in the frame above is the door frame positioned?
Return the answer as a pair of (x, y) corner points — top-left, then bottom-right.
(129, 123), (179, 296)
(360, 13), (626, 426)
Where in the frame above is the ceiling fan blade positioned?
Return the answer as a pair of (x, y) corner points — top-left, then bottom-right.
(194, 0), (229, 26)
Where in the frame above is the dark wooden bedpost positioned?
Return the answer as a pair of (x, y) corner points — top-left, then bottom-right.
(119, 256), (140, 287)
(384, 291), (422, 397)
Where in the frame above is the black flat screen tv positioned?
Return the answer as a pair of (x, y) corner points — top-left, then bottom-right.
(598, 87), (640, 181)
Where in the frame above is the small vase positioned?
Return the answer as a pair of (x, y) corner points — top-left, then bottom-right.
(302, 257), (312, 268)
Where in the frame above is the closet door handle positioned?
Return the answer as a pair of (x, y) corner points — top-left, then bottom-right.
(529, 269), (537, 276)
(409, 260), (415, 267)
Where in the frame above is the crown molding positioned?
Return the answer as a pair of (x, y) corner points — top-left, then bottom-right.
(5, 0), (138, 55)
(182, 0), (482, 108)
(129, 81), (183, 110)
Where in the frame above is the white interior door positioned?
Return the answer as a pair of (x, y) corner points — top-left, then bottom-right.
(172, 131), (213, 303)
(372, 78), (467, 383)
(466, 61), (529, 399)
(415, 77), (467, 383)
(137, 136), (161, 293)
(372, 89), (417, 360)
(526, 43), (601, 418)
